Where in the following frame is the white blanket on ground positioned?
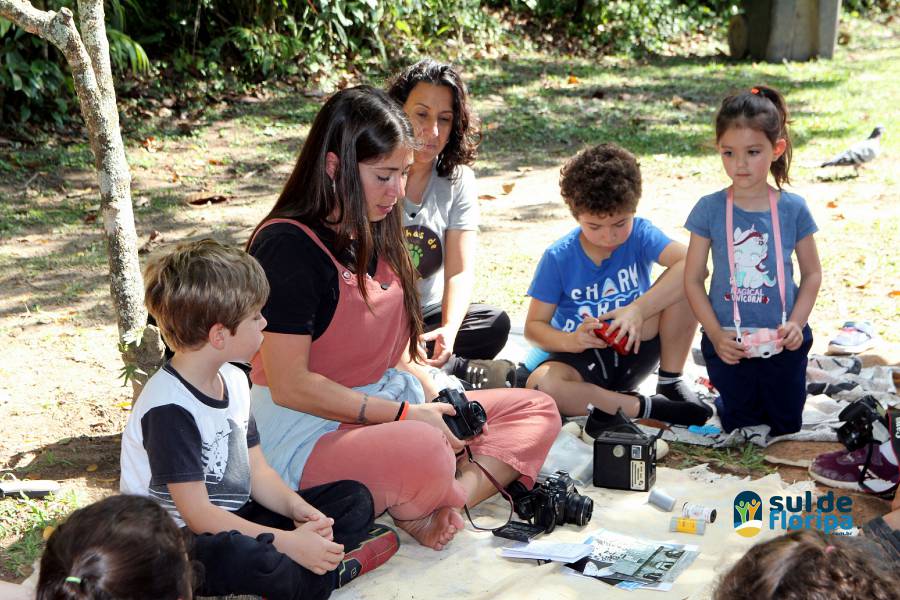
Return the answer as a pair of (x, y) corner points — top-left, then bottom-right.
(501, 326), (897, 448)
(335, 466), (812, 600)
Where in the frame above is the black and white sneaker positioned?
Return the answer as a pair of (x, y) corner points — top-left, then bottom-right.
(461, 359), (516, 390)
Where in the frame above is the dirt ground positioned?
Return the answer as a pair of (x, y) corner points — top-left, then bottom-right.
(1, 115), (897, 581)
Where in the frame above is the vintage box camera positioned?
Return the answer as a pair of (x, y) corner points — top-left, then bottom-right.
(434, 388), (487, 440)
(593, 430), (656, 492)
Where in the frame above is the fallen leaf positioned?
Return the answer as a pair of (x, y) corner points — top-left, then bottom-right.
(827, 200), (838, 208)
(85, 464), (98, 472)
(832, 213), (845, 220)
(889, 290), (900, 298)
(567, 74), (580, 84)
(208, 159), (225, 166)
(501, 182), (515, 194)
(141, 136), (159, 153)
(42, 526), (55, 540)
(82, 213), (97, 224)
(138, 230), (164, 254)
(115, 400), (133, 409)
(478, 194), (497, 201)
(671, 94), (685, 108)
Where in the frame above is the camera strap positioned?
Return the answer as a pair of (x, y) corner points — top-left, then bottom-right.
(857, 407), (900, 497)
(725, 186), (786, 338)
(460, 446), (515, 532)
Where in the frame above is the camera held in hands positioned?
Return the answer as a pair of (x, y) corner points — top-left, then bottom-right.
(506, 470), (593, 534)
(594, 321), (630, 356)
(434, 388), (487, 440)
(736, 328), (782, 359)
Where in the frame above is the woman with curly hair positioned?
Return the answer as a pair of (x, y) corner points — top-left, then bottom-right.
(715, 529), (898, 600)
(387, 59), (515, 389)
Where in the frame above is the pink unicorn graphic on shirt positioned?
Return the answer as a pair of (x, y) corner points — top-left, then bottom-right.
(725, 225), (776, 305)
(732, 225), (777, 289)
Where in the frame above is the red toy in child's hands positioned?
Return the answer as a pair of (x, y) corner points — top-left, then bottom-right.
(594, 321), (630, 355)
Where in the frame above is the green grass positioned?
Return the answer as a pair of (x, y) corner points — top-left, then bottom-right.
(0, 489), (82, 578)
(464, 16), (899, 180)
(667, 442), (775, 475)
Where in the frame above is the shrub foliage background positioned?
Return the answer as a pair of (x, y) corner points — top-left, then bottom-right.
(0, 0), (893, 132)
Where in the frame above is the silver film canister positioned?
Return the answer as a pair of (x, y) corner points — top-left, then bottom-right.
(648, 488), (677, 512)
(682, 502), (717, 523)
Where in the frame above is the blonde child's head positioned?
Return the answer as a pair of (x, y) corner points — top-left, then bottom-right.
(715, 85), (792, 188)
(144, 239), (269, 352)
(714, 529), (897, 600)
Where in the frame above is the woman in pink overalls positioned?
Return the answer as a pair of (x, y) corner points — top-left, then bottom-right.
(246, 86), (561, 551)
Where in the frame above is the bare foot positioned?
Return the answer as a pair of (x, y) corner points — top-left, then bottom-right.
(395, 507), (464, 550)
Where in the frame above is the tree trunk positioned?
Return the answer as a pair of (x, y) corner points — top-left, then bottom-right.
(0, 0), (164, 397)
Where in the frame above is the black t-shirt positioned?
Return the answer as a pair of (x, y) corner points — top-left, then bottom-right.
(249, 221), (376, 340)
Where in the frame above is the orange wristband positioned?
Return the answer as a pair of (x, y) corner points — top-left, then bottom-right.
(397, 402), (410, 421)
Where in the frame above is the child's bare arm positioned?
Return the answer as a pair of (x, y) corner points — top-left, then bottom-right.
(247, 446), (333, 539)
(598, 241), (687, 353)
(780, 234), (822, 350)
(524, 297), (606, 353)
(169, 480), (344, 574)
(684, 233), (746, 365)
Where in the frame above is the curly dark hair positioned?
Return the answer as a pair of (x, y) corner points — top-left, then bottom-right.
(387, 58), (481, 180)
(559, 143), (642, 218)
(714, 529), (898, 600)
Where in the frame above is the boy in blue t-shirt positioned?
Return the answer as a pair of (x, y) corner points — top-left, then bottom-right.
(525, 144), (712, 426)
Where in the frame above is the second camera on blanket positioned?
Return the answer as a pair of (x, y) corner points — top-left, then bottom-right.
(837, 395), (889, 451)
(434, 388), (487, 440)
(506, 471), (593, 533)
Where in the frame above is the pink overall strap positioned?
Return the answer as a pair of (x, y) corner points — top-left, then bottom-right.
(725, 186), (787, 336)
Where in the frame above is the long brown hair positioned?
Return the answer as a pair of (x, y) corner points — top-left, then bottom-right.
(249, 85), (423, 360)
(715, 85), (792, 188)
(387, 58), (481, 180)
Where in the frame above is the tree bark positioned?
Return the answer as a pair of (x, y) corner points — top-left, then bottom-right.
(0, 0), (164, 396)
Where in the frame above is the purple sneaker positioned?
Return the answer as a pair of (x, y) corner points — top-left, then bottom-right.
(809, 444), (899, 494)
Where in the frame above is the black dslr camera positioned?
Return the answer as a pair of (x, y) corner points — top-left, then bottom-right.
(837, 395), (888, 451)
(434, 388), (487, 440)
(506, 470), (593, 533)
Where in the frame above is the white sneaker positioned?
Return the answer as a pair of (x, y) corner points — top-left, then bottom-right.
(827, 321), (878, 355)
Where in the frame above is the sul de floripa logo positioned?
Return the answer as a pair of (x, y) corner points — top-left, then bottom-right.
(733, 491), (854, 537)
(733, 491), (763, 537)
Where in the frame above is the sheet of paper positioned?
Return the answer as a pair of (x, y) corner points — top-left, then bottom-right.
(501, 541), (594, 562)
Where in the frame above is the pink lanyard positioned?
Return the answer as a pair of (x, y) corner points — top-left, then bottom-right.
(725, 186), (786, 338)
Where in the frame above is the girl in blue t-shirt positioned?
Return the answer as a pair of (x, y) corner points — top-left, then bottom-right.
(684, 85), (822, 435)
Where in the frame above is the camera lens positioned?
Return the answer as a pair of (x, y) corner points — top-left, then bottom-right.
(565, 493), (594, 526)
(468, 400), (487, 430)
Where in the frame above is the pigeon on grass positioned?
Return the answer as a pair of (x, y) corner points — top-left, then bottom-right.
(821, 126), (885, 174)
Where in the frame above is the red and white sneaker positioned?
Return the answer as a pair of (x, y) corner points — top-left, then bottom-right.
(335, 524), (399, 588)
